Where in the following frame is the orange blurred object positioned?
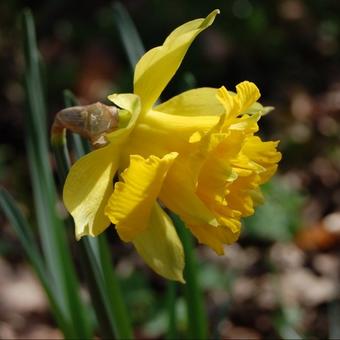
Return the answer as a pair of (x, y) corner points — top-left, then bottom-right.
(295, 213), (340, 250)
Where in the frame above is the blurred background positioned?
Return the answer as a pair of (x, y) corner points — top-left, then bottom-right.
(1, 0), (340, 338)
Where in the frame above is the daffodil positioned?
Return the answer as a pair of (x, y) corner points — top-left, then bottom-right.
(61, 9), (281, 282)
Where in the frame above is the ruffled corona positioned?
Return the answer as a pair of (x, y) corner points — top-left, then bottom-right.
(158, 82), (281, 255)
(61, 9), (281, 282)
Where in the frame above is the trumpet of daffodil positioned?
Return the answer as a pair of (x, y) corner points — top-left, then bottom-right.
(58, 9), (281, 282)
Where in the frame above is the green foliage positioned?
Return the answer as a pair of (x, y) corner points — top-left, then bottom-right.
(1, 8), (133, 339)
(60, 91), (133, 339)
(245, 177), (304, 242)
(0, 188), (70, 333)
(112, 2), (145, 69)
(274, 306), (303, 340)
(21, 9), (93, 338)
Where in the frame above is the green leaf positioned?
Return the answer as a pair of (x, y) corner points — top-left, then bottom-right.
(0, 188), (70, 335)
(22, 9), (92, 338)
(88, 236), (134, 339)
(112, 2), (145, 69)
(244, 177), (304, 242)
(274, 307), (303, 340)
(60, 90), (133, 339)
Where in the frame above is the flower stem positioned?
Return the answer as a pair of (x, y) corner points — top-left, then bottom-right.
(170, 213), (208, 339)
(52, 136), (133, 339)
(51, 91), (134, 339)
(166, 280), (177, 339)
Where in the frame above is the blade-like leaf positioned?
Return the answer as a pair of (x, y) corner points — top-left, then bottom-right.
(112, 2), (145, 69)
(89, 235), (133, 339)
(61, 91), (133, 339)
(22, 9), (92, 338)
(0, 188), (71, 335)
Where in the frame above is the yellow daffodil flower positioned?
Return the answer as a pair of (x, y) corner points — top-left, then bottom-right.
(61, 9), (281, 282)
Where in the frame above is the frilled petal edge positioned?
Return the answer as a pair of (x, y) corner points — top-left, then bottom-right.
(105, 152), (178, 241)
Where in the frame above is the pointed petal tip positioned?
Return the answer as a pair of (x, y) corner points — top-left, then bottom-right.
(107, 93), (141, 115)
(209, 9), (220, 21)
(134, 10), (220, 111)
(262, 106), (275, 115)
(107, 93), (117, 102)
(132, 204), (185, 282)
(163, 268), (186, 283)
(75, 229), (85, 241)
(75, 234), (83, 241)
(204, 9), (220, 26)
(75, 223), (93, 241)
(177, 275), (186, 284)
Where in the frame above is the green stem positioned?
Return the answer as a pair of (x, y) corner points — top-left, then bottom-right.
(51, 136), (133, 339)
(50, 91), (133, 339)
(79, 239), (118, 339)
(171, 213), (208, 339)
(92, 235), (134, 339)
(166, 281), (177, 340)
(51, 136), (115, 338)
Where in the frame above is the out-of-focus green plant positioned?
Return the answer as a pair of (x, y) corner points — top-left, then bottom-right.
(61, 91), (133, 339)
(0, 8), (132, 339)
(244, 177), (304, 242)
(0, 9), (92, 339)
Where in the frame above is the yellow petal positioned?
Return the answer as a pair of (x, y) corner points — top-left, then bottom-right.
(107, 93), (141, 117)
(133, 203), (185, 282)
(189, 221), (241, 255)
(105, 152), (178, 241)
(229, 113), (260, 133)
(134, 9), (219, 112)
(240, 136), (281, 183)
(160, 155), (217, 228)
(63, 143), (118, 240)
(124, 108), (219, 159)
(160, 136), (242, 254)
(154, 87), (224, 116)
(196, 131), (243, 208)
(236, 81), (261, 113)
(217, 81), (260, 121)
(106, 93), (141, 144)
(223, 173), (260, 216)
